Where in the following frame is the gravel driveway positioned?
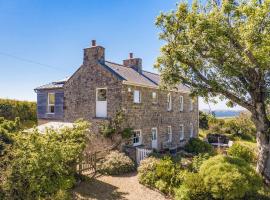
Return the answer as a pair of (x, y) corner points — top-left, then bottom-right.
(73, 172), (169, 200)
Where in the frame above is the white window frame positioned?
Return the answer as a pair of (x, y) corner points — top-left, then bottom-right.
(96, 88), (107, 101)
(167, 126), (172, 143)
(190, 123), (194, 138)
(167, 93), (172, 111)
(151, 127), (158, 140)
(180, 124), (184, 141)
(152, 92), (157, 103)
(133, 90), (141, 103)
(179, 96), (184, 111)
(132, 130), (142, 146)
(190, 98), (194, 111)
(47, 93), (55, 114)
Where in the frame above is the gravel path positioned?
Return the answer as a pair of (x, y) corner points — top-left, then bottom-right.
(73, 172), (169, 200)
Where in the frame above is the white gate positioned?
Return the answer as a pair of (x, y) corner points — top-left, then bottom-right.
(136, 147), (152, 165)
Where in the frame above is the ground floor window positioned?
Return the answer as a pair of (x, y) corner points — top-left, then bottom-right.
(167, 126), (172, 142)
(132, 130), (142, 146)
(180, 124), (184, 141)
(190, 123), (194, 138)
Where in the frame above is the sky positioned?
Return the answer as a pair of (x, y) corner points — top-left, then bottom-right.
(0, 0), (243, 111)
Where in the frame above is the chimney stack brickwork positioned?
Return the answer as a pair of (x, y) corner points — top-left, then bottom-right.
(83, 40), (105, 65)
(123, 53), (142, 73)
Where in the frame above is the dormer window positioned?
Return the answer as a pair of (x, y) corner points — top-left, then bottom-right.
(47, 93), (55, 114)
(167, 93), (172, 111)
(134, 90), (141, 103)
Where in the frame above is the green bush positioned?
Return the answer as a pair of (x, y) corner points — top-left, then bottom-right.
(175, 172), (210, 200)
(184, 138), (213, 155)
(228, 143), (256, 163)
(191, 153), (211, 172)
(99, 151), (135, 175)
(0, 99), (36, 122)
(199, 155), (263, 200)
(138, 157), (160, 187)
(138, 156), (182, 195)
(1, 120), (89, 200)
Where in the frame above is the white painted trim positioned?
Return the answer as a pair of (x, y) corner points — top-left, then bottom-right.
(133, 90), (141, 103)
(179, 95), (184, 111)
(96, 87), (107, 101)
(179, 124), (184, 141)
(47, 92), (55, 114)
(167, 93), (172, 111)
(167, 126), (172, 142)
(132, 129), (142, 146)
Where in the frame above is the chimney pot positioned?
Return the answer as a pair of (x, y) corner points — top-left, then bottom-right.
(129, 53), (133, 59)
(91, 40), (96, 47)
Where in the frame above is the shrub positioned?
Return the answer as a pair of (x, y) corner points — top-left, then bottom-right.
(199, 155), (263, 200)
(191, 153), (211, 172)
(228, 143), (256, 163)
(1, 120), (89, 200)
(0, 99), (36, 122)
(138, 157), (160, 187)
(138, 156), (182, 195)
(99, 151), (135, 175)
(175, 172), (211, 200)
(184, 138), (213, 155)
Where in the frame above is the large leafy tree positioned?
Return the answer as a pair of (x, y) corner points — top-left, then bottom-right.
(155, 0), (270, 182)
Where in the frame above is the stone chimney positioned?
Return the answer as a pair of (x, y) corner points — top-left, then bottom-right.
(123, 53), (142, 73)
(83, 40), (105, 65)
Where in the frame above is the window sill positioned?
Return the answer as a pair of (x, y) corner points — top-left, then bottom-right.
(46, 113), (55, 115)
(94, 117), (109, 120)
(133, 143), (142, 147)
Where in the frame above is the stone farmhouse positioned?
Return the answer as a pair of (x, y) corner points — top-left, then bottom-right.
(35, 40), (199, 151)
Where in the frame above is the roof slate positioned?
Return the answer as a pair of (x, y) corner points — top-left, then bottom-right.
(35, 61), (190, 92)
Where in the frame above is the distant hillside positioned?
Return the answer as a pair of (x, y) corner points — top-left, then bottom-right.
(0, 98), (37, 121)
(201, 109), (244, 118)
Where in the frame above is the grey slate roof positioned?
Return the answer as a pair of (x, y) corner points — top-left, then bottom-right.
(35, 77), (69, 90)
(35, 61), (190, 92)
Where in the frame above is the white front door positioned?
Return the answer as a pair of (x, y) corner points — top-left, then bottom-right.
(151, 128), (158, 149)
(96, 88), (107, 118)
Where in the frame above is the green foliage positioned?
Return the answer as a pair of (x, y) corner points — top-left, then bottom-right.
(228, 143), (256, 163)
(199, 111), (212, 130)
(200, 155), (263, 200)
(138, 156), (182, 195)
(138, 157), (160, 187)
(184, 138), (213, 155)
(208, 113), (256, 141)
(100, 110), (132, 139)
(99, 151), (135, 175)
(0, 99), (36, 122)
(175, 172), (210, 200)
(1, 120), (89, 200)
(191, 153), (211, 172)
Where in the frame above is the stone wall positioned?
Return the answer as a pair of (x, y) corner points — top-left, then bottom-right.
(121, 84), (199, 149)
(64, 46), (123, 122)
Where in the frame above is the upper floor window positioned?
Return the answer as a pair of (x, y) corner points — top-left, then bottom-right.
(180, 124), (184, 141)
(152, 92), (157, 103)
(190, 98), (194, 111)
(134, 90), (141, 103)
(167, 93), (172, 111)
(179, 96), (184, 111)
(167, 126), (172, 143)
(47, 93), (55, 114)
(190, 123), (194, 138)
(132, 130), (142, 146)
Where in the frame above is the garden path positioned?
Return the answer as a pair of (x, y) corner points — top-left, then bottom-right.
(73, 172), (169, 200)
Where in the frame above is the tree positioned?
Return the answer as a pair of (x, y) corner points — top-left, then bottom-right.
(155, 0), (270, 182)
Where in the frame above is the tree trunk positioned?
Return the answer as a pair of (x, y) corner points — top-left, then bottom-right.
(252, 103), (270, 184)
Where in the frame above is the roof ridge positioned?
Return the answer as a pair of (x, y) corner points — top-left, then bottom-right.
(105, 60), (160, 76)
(105, 60), (124, 67)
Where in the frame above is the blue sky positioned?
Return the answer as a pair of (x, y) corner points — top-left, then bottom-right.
(0, 0), (242, 110)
